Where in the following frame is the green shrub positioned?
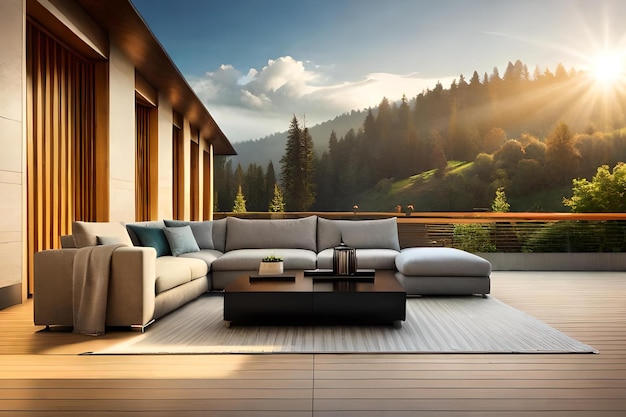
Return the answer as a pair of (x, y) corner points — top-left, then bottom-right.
(453, 223), (496, 253)
(523, 221), (626, 252)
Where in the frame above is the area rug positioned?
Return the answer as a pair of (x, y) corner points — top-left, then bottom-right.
(93, 293), (596, 354)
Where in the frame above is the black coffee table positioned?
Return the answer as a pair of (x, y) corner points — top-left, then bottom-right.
(223, 270), (406, 327)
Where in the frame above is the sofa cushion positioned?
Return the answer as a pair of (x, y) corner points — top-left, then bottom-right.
(155, 257), (192, 293)
(60, 235), (77, 248)
(164, 226), (200, 256)
(155, 256), (208, 294)
(225, 216), (317, 252)
(176, 256), (209, 280)
(211, 248), (317, 271)
(211, 218), (227, 252)
(179, 249), (223, 270)
(72, 221), (133, 248)
(126, 224), (171, 257)
(317, 217), (342, 251)
(317, 217), (400, 251)
(317, 248), (399, 270)
(395, 247), (492, 277)
(163, 220), (214, 250)
(395, 272), (491, 296)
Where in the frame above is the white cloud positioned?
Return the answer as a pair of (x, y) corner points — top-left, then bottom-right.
(189, 56), (453, 142)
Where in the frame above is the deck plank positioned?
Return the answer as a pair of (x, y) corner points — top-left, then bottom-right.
(0, 271), (624, 415)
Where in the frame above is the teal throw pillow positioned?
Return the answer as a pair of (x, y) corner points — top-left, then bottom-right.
(163, 225), (200, 256)
(126, 225), (171, 257)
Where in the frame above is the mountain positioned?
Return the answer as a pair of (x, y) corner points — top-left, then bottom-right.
(229, 109), (369, 168)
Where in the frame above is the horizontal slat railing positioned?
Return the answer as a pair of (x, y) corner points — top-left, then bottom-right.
(213, 212), (626, 253)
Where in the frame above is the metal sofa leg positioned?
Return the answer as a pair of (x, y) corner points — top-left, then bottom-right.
(130, 319), (155, 333)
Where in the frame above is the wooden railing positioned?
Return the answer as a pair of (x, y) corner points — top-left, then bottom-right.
(214, 212), (626, 253)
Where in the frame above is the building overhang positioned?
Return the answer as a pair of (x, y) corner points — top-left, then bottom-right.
(32, 0), (236, 155)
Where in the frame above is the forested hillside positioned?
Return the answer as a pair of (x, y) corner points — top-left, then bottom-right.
(216, 60), (626, 212)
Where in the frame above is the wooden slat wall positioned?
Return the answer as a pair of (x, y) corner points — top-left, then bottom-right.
(203, 147), (213, 220)
(190, 140), (199, 220)
(189, 127), (200, 221)
(26, 23), (96, 293)
(172, 125), (184, 220)
(72, 57), (97, 221)
(135, 104), (151, 221)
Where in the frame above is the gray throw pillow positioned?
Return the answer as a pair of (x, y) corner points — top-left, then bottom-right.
(317, 217), (342, 251)
(339, 218), (400, 250)
(317, 218), (400, 251)
(225, 216), (317, 252)
(164, 219), (214, 250)
(163, 225), (200, 256)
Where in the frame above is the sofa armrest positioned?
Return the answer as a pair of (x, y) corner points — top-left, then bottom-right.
(34, 249), (78, 326)
(107, 246), (157, 327)
(34, 246), (158, 329)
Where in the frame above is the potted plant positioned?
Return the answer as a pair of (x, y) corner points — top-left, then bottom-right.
(259, 254), (284, 275)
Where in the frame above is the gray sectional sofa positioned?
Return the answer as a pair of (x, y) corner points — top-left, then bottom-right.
(34, 216), (491, 331)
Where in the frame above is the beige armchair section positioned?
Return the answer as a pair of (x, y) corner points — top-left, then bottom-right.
(34, 246), (158, 330)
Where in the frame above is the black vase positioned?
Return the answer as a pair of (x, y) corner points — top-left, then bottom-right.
(332, 243), (357, 275)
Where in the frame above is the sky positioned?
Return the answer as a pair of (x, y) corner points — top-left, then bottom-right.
(131, 0), (626, 143)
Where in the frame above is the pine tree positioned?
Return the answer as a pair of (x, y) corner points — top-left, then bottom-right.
(280, 116), (301, 210)
(269, 184), (286, 212)
(232, 185), (247, 213)
(264, 161), (277, 210)
(429, 130), (447, 177)
(243, 163), (265, 211)
(299, 126), (316, 210)
(491, 187), (510, 212)
(279, 115), (315, 211)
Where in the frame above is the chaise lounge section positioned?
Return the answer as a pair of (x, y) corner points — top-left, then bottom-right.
(395, 247), (492, 296)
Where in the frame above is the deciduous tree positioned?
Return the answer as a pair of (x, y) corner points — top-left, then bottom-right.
(563, 163), (626, 212)
(546, 122), (581, 185)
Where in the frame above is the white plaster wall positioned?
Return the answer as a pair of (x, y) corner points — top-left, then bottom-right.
(0, 0), (24, 290)
(157, 95), (173, 220)
(107, 43), (136, 222)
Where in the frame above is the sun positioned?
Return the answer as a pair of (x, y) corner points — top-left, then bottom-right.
(591, 52), (625, 85)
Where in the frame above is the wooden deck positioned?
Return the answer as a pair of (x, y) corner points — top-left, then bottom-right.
(0, 271), (625, 416)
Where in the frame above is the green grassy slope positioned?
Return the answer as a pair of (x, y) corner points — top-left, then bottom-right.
(349, 161), (573, 212)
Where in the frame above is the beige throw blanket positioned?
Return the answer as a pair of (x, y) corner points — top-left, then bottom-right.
(72, 244), (124, 336)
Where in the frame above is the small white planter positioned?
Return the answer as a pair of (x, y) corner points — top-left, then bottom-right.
(258, 261), (284, 275)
